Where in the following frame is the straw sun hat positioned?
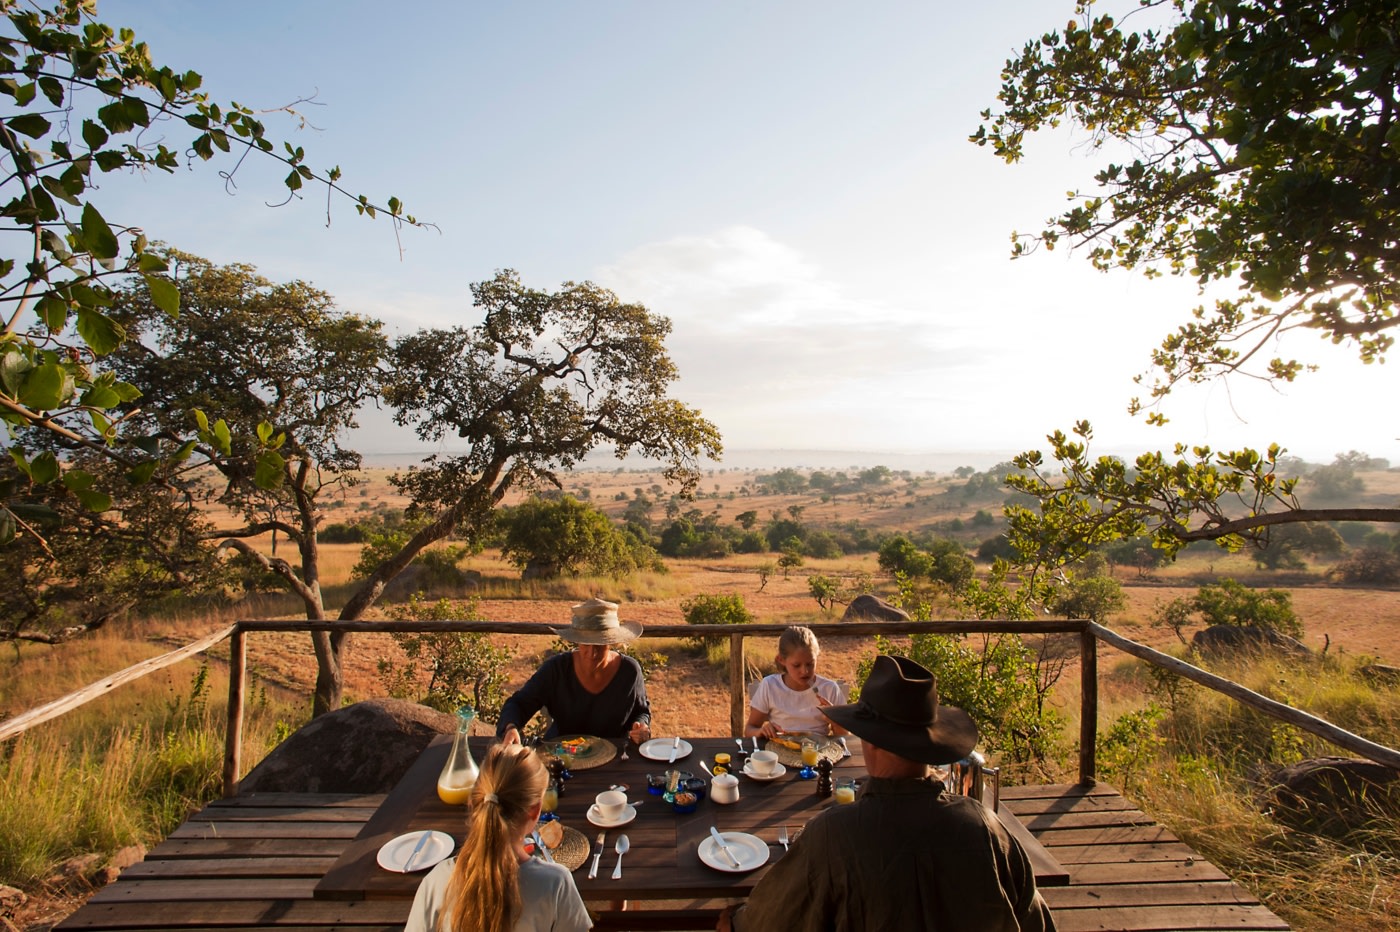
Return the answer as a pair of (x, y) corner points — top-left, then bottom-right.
(552, 598), (642, 646)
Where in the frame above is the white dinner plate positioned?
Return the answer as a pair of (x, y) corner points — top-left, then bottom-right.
(586, 803), (638, 828)
(698, 831), (770, 873)
(638, 737), (693, 761)
(377, 829), (455, 873)
(741, 761), (787, 781)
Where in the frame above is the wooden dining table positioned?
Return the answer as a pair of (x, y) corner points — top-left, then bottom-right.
(314, 734), (1067, 904)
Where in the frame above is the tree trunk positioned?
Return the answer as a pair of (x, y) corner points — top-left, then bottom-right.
(311, 629), (347, 717)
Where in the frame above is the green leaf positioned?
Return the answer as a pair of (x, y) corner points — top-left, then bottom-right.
(126, 460), (159, 485)
(0, 508), (13, 546)
(254, 449), (286, 489)
(212, 419), (231, 455)
(10, 503), (61, 526)
(62, 469), (96, 492)
(111, 380), (142, 402)
(35, 294), (67, 332)
(136, 252), (168, 273)
(97, 99), (135, 133)
(75, 307), (125, 355)
(30, 451), (60, 485)
(81, 119), (108, 149)
(74, 488), (112, 512)
(256, 421), (273, 444)
(193, 409), (210, 433)
(0, 346), (28, 394)
(81, 383), (121, 409)
(81, 202), (120, 260)
(17, 361), (70, 410)
(38, 76), (63, 106)
(172, 439), (198, 462)
(8, 113), (50, 138)
(88, 408), (112, 437)
(143, 274), (179, 317)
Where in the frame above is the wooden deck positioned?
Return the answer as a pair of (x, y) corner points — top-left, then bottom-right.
(54, 783), (1290, 932)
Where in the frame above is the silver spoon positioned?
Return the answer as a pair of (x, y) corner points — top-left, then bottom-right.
(611, 834), (630, 880)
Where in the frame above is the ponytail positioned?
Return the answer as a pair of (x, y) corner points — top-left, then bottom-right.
(440, 743), (547, 932)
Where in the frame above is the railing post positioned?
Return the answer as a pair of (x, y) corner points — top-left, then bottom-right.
(223, 625), (247, 797)
(729, 631), (745, 737)
(1079, 625), (1097, 786)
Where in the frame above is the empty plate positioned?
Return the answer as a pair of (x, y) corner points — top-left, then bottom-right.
(377, 829), (455, 873)
(638, 737), (693, 761)
(698, 831), (770, 873)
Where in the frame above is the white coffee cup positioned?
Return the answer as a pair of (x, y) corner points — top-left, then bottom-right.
(749, 750), (779, 775)
(595, 789), (627, 820)
(711, 772), (740, 804)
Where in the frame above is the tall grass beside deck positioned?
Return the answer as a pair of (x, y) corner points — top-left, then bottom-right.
(0, 661), (303, 891)
(1098, 650), (1400, 930)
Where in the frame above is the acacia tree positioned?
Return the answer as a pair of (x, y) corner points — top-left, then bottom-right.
(0, 0), (418, 550)
(975, 0), (1400, 571)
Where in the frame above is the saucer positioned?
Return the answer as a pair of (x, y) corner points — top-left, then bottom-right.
(741, 761), (787, 781)
(586, 802), (638, 828)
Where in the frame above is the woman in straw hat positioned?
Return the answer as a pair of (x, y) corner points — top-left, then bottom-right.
(497, 599), (652, 744)
(404, 737), (592, 932)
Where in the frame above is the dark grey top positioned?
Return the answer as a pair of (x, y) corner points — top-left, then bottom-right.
(496, 651), (651, 739)
(732, 776), (1056, 932)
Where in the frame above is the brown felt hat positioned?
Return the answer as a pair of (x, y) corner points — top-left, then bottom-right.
(822, 655), (978, 766)
(552, 598), (642, 646)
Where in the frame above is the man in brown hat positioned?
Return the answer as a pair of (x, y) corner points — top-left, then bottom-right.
(719, 655), (1055, 931)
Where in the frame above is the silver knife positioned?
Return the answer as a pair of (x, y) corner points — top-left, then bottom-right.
(668, 735), (680, 764)
(587, 831), (605, 879)
(531, 830), (555, 863)
(709, 826), (742, 869)
(402, 830), (434, 872)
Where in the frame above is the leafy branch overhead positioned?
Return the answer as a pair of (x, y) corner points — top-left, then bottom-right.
(1006, 422), (1400, 576)
(0, 0), (424, 545)
(973, 0), (1400, 413)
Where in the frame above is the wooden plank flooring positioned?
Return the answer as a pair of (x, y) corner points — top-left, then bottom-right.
(1000, 783), (1290, 932)
(55, 784), (1291, 932)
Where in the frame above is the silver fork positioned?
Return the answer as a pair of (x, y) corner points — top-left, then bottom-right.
(620, 741), (629, 761)
(779, 825), (789, 851)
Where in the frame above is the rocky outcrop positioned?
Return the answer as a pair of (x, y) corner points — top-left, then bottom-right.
(1358, 663), (1400, 686)
(1256, 757), (1400, 834)
(237, 698), (457, 794)
(1191, 625), (1309, 659)
(841, 595), (909, 623)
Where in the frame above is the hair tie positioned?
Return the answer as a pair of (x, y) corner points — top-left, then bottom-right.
(483, 792), (499, 805)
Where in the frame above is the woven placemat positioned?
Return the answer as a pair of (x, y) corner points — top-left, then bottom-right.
(763, 733), (843, 769)
(548, 735), (618, 771)
(552, 823), (589, 871)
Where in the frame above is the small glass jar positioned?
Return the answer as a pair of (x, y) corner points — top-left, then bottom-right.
(713, 752), (731, 775)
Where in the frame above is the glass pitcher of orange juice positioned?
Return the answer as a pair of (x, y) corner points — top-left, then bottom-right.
(437, 706), (479, 805)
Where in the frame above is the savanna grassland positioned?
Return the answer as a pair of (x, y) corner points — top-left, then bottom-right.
(4, 463), (1400, 930)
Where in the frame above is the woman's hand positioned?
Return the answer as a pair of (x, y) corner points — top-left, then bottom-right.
(628, 721), (651, 744)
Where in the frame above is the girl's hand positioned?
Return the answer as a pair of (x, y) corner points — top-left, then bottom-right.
(759, 721), (782, 740)
(814, 691), (833, 708)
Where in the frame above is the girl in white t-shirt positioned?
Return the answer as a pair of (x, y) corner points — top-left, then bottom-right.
(744, 626), (848, 738)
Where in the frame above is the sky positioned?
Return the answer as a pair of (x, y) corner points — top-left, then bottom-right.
(88, 1), (1399, 470)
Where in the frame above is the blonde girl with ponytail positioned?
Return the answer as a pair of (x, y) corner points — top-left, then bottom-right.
(405, 740), (593, 932)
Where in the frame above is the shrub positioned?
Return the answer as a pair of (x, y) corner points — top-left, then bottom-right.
(1330, 548), (1400, 585)
(1192, 578), (1303, 639)
(377, 596), (512, 720)
(681, 594), (753, 649)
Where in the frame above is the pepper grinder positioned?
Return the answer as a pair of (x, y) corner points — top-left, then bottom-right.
(815, 758), (834, 799)
(548, 757), (569, 796)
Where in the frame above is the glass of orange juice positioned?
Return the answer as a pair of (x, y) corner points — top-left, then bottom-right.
(540, 780), (560, 821)
(799, 737), (819, 779)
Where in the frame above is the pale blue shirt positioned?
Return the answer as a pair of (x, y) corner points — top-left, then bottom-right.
(404, 855), (593, 932)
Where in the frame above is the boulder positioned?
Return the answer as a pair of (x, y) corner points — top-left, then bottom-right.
(237, 698), (458, 795)
(1358, 663), (1400, 687)
(841, 595), (909, 623)
(1191, 624), (1310, 659)
(1256, 756), (1400, 834)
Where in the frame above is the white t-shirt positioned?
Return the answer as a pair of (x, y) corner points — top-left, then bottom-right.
(404, 854), (593, 932)
(749, 673), (846, 736)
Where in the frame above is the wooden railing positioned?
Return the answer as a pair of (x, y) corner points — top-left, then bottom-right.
(6, 618), (1400, 798)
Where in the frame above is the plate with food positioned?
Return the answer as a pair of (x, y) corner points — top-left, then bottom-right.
(763, 733), (843, 769)
(526, 821), (589, 871)
(547, 735), (616, 770)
